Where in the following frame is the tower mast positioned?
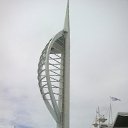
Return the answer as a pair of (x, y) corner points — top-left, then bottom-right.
(63, 0), (70, 128)
(64, 0), (70, 32)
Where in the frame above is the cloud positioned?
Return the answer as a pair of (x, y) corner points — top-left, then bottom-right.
(0, 0), (128, 128)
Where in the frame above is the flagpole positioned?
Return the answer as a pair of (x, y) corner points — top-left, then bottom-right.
(109, 96), (121, 126)
(98, 106), (100, 128)
(110, 100), (113, 124)
(109, 97), (113, 125)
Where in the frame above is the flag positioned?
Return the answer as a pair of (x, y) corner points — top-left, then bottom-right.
(110, 96), (121, 101)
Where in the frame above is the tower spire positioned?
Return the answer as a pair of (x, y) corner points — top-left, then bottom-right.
(63, 1), (70, 128)
(64, 0), (70, 32)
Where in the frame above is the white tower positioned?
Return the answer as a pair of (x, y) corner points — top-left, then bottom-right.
(37, 1), (70, 128)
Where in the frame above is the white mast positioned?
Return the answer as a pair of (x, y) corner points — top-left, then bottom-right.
(63, 0), (70, 128)
(64, 0), (70, 32)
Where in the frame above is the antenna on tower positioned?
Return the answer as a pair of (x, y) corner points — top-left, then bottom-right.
(64, 0), (70, 32)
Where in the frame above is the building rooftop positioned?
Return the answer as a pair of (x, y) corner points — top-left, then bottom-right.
(113, 112), (128, 128)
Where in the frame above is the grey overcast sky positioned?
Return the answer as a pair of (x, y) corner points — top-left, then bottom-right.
(0, 0), (128, 128)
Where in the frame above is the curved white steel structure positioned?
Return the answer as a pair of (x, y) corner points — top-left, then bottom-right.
(37, 1), (70, 128)
(38, 31), (65, 123)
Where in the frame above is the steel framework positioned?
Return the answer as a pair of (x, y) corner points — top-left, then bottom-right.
(37, 1), (70, 128)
